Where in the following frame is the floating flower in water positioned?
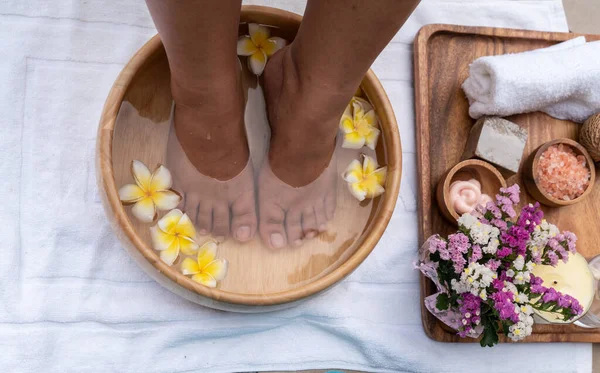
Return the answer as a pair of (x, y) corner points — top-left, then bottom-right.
(237, 23), (286, 76)
(340, 96), (380, 150)
(151, 209), (199, 265)
(342, 154), (387, 201)
(181, 240), (228, 288)
(119, 160), (181, 223)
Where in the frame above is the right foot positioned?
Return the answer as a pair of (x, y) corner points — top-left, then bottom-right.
(166, 74), (257, 242)
(258, 46), (355, 249)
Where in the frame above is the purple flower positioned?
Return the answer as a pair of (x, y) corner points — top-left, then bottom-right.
(491, 290), (518, 322)
(457, 293), (482, 337)
(470, 245), (483, 263)
(557, 294), (572, 308)
(491, 218), (508, 231)
(564, 231), (577, 253)
(486, 259), (501, 271)
(542, 288), (560, 303)
(448, 233), (470, 254)
(497, 247), (512, 258)
(453, 255), (467, 273)
(517, 202), (544, 233)
(546, 251), (559, 266)
(427, 236), (447, 255)
(500, 184), (521, 204)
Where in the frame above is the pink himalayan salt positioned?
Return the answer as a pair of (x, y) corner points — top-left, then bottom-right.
(537, 144), (591, 201)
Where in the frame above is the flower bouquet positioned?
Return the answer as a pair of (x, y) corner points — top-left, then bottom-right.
(417, 184), (584, 347)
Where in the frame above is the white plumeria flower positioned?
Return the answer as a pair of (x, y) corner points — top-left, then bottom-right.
(340, 97), (380, 150)
(180, 240), (228, 288)
(119, 160), (181, 223)
(151, 209), (199, 266)
(237, 23), (286, 75)
(342, 154), (387, 201)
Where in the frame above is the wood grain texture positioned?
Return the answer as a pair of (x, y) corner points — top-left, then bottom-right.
(414, 24), (600, 342)
(96, 6), (402, 311)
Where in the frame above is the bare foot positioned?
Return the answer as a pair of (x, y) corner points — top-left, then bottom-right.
(166, 74), (257, 242)
(258, 46), (354, 249)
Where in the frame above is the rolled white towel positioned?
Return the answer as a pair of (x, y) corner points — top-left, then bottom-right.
(462, 37), (600, 123)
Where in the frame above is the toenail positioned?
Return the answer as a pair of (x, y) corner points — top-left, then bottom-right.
(306, 230), (317, 239)
(236, 226), (250, 241)
(319, 224), (327, 232)
(293, 239), (303, 247)
(199, 229), (208, 235)
(270, 233), (285, 249)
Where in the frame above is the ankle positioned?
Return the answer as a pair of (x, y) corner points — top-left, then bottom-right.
(288, 43), (360, 101)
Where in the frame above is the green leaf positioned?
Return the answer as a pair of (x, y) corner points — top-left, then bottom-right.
(480, 326), (499, 347)
(502, 321), (510, 336)
(480, 316), (500, 347)
(436, 293), (450, 311)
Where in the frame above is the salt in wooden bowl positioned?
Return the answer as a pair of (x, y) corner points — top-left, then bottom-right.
(523, 138), (595, 208)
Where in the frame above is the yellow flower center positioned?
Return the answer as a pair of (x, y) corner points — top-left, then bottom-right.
(355, 121), (372, 137)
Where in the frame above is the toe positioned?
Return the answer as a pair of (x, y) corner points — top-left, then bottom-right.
(197, 202), (213, 236)
(231, 192), (257, 243)
(324, 191), (336, 221)
(184, 194), (200, 225)
(212, 203), (230, 240)
(285, 209), (303, 247)
(301, 207), (318, 239)
(259, 203), (287, 250)
(314, 199), (328, 232)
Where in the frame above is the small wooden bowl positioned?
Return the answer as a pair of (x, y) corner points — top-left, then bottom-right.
(436, 160), (507, 223)
(96, 6), (402, 312)
(523, 138), (595, 207)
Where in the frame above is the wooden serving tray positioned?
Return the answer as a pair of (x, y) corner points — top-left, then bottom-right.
(414, 24), (600, 343)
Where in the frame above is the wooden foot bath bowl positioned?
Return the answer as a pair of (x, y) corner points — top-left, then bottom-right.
(96, 6), (402, 312)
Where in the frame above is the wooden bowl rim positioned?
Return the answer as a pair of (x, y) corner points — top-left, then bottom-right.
(97, 5), (402, 306)
(443, 159), (507, 220)
(531, 138), (596, 206)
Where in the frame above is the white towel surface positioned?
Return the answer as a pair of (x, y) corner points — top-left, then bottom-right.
(0, 0), (592, 372)
(463, 36), (600, 123)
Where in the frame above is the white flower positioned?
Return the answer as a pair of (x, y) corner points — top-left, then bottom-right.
(504, 281), (518, 295)
(483, 238), (499, 255)
(529, 220), (560, 249)
(514, 255), (525, 271)
(452, 263), (497, 295)
(479, 289), (488, 301)
(515, 293), (529, 303)
(513, 271), (530, 285)
(526, 261), (535, 272)
(468, 222), (495, 245)
(458, 213), (479, 230)
(508, 319), (534, 341)
(519, 305), (534, 316)
(506, 269), (515, 278)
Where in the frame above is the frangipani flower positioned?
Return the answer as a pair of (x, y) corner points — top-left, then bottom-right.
(340, 97), (380, 150)
(342, 154), (387, 201)
(151, 209), (199, 266)
(181, 240), (228, 288)
(119, 160), (181, 222)
(237, 23), (286, 75)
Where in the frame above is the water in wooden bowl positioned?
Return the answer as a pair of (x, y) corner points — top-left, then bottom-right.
(98, 7), (401, 312)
